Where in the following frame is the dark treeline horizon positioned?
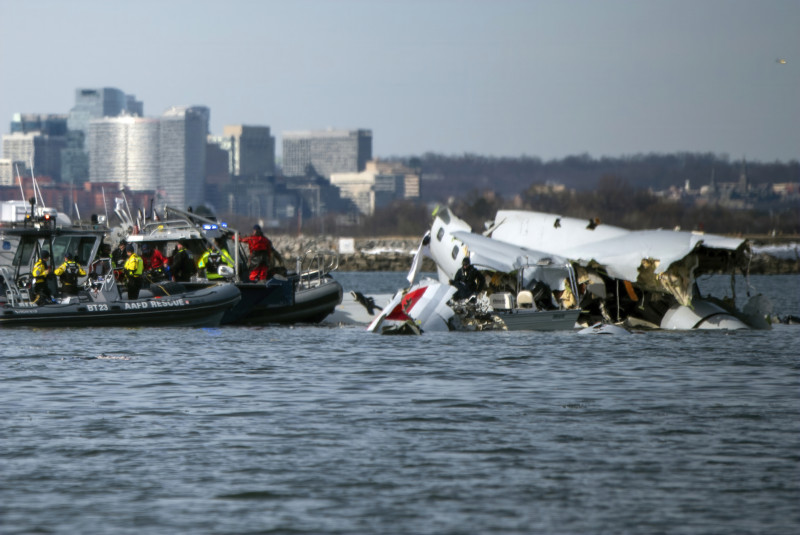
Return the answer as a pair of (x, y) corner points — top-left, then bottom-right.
(384, 151), (799, 200)
(308, 151), (799, 237)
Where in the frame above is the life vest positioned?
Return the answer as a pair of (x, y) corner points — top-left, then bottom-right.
(124, 253), (144, 277)
(60, 261), (81, 286)
(206, 252), (221, 272)
(199, 249), (233, 279)
(32, 259), (49, 283)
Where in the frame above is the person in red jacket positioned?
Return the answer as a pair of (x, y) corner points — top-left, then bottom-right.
(239, 225), (272, 282)
(140, 243), (167, 281)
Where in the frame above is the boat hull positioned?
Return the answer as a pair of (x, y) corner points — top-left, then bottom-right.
(0, 283), (241, 328)
(224, 278), (343, 325)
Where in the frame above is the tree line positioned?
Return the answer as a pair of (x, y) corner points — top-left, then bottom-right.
(328, 152), (799, 237)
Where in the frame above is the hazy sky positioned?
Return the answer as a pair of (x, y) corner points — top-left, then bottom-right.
(1, 0), (797, 162)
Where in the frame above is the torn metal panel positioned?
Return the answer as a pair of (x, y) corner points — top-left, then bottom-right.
(490, 210), (749, 305)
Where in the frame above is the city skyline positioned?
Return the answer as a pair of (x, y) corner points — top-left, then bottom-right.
(0, 0), (797, 163)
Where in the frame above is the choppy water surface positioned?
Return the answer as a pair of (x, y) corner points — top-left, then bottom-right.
(1, 274), (798, 534)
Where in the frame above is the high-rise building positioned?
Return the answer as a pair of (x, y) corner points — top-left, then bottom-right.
(60, 131), (89, 185)
(67, 87), (142, 134)
(88, 116), (160, 192)
(3, 114), (68, 182)
(1, 131), (66, 182)
(159, 106), (209, 210)
(64, 87), (143, 184)
(282, 129), (372, 178)
(86, 106), (209, 209)
(10, 113), (68, 136)
(0, 158), (27, 186)
(221, 125), (275, 177)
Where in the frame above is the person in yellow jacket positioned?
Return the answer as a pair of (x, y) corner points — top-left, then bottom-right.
(54, 252), (87, 296)
(197, 238), (234, 280)
(123, 244), (144, 299)
(32, 250), (54, 304)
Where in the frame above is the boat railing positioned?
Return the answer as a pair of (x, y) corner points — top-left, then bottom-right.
(138, 219), (205, 238)
(1, 266), (34, 307)
(296, 247), (339, 289)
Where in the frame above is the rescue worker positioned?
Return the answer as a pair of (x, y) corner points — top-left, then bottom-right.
(141, 243), (167, 282)
(123, 244), (144, 299)
(197, 238), (234, 280)
(239, 224), (272, 282)
(169, 240), (194, 282)
(111, 240), (128, 281)
(32, 250), (53, 305)
(112, 240), (128, 269)
(450, 256), (485, 300)
(54, 252), (86, 296)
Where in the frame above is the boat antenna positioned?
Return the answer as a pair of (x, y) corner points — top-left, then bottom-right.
(29, 157), (45, 208)
(32, 176), (45, 210)
(122, 192), (135, 228)
(102, 186), (109, 223)
(14, 164), (27, 214)
(113, 197), (133, 229)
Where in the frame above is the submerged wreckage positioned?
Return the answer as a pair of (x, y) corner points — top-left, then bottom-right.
(368, 207), (771, 334)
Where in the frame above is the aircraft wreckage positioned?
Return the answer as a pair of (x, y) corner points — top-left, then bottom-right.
(368, 207), (772, 334)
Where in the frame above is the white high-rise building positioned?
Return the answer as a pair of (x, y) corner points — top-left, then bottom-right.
(88, 116), (160, 191)
(87, 106), (209, 209)
(1, 131), (66, 182)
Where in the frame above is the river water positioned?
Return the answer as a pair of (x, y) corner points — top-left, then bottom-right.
(1, 273), (798, 535)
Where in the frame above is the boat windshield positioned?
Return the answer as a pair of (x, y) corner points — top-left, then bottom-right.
(11, 234), (100, 269)
(11, 238), (38, 268)
(51, 236), (99, 265)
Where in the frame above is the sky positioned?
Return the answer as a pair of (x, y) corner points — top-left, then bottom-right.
(0, 0), (798, 163)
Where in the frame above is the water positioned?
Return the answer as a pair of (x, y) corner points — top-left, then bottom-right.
(1, 273), (799, 534)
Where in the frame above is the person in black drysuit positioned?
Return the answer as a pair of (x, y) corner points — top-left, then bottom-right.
(169, 240), (194, 282)
(450, 257), (485, 300)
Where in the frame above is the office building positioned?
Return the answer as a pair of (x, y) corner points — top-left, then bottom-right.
(63, 87), (142, 184)
(3, 114), (68, 182)
(282, 129), (372, 178)
(88, 116), (160, 192)
(60, 131), (89, 185)
(10, 113), (68, 136)
(0, 158), (26, 186)
(222, 125), (275, 177)
(86, 106), (209, 210)
(159, 106), (209, 209)
(1, 131), (66, 182)
(67, 87), (142, 134)
(329, 160), (420, 216)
